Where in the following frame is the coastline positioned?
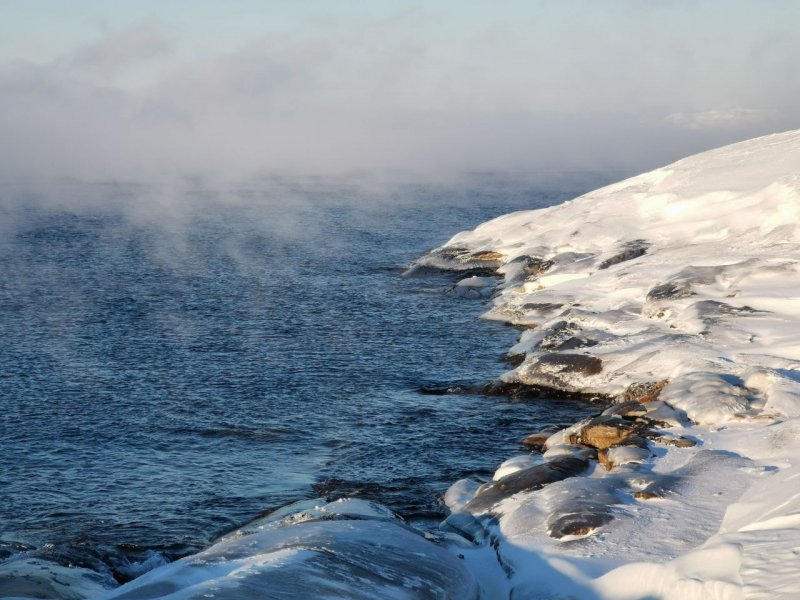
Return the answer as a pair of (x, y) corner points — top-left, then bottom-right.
(30, 129), (800, 599)
(421, 129), (800, 598)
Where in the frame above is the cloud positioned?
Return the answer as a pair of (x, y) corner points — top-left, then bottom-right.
(0, 8), (798, 185)
(666, 108), (778, 131)
(65, 21), (172, 77)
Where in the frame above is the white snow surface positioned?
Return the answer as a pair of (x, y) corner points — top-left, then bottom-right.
(96, 499), (478, 600)
(420, 130), (800, 598)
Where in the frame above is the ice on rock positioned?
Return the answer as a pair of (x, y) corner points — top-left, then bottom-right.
(99, 499), (478, 600)
(0, 558), (115, 600)
(450, 275), (497, 298)
(444, 478), (482, 511)
(542, 444), (596, 461)
(493, 454), (540, 480)
(601, 445), (651, 470)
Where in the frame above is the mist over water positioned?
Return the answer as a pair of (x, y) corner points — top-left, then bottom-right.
(0, 175), (616, 583)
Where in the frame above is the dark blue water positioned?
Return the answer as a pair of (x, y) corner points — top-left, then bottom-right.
(0, 177), (607, 583)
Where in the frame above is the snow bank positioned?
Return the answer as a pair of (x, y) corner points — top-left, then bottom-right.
(420, 130), (800, 598)
(96, 498), (477, 600)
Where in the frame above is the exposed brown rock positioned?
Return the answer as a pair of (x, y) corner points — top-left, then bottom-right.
(470, 250), (505, 262)
(597, 449), (613, 471)
(575, 415), (643, 450)
(633, 490), (664, 500)
(622, 380), (668, 404)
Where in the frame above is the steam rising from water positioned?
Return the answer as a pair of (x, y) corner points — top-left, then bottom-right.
(1, 3), (798, 184)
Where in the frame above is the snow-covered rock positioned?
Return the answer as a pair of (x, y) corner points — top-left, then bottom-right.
(97, 499), (477, 600)
(493, 454), (540, 480)
(418, 130), (800, 598)
(0, 558), (115, 600)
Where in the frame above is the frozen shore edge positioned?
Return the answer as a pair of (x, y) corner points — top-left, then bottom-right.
(414, 129), (800, 599)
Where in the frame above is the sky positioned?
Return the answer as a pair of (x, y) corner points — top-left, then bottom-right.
(0, 0), (798, 183)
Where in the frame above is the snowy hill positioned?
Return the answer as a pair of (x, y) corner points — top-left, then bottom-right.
(417, 130), (800, 598)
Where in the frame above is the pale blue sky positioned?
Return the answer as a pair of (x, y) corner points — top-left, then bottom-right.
(0, 1), (798, 180)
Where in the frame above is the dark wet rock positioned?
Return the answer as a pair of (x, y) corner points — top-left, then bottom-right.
(622, 380), (668, 403)
(403, 263), (498, 278)
(464, 456), (589, 514)
(573, 415), (644, 449)
(535, 353), (603, 376)
(481, 380), (607, 402)
(598, 240), (649, 270)
(602, 401), (648, 418)
(503, 352), (526, 367)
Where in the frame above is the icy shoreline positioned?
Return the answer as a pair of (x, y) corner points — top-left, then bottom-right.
(419, 129), (800, 598)
(9, 131), (799, 599)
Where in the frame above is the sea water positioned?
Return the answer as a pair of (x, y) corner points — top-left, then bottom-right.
(0, 176), (609, 585)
